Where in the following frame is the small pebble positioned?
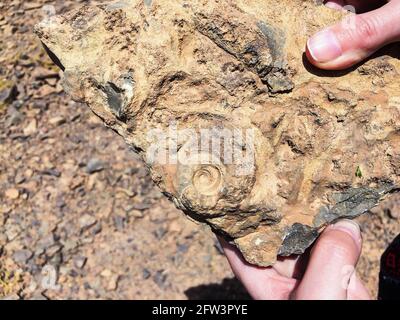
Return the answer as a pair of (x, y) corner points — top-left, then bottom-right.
(142, 268), (151, 280)
(13, 249), (33, 264)
(73, 256), (87, 269)
(49, 116), (66, 126)
(107, 275), (120, 291)
(113, 215), (125, 230)
(86, 158), (104, 174)
(5, 188), (19, 200)
(79, 214), (97, 231)
(153, 270), (168, 289)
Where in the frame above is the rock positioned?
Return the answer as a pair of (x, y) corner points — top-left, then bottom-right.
(107, 275), (120, 291)
(0, 234), (8, 247)
(63, 239), (78, 252)
(48, 252), (63, 267)
(85, 158), (104, 174)
(41, 169), (61, 177)
(14, 171), (26, 184)
(13, 249), (33, 264)
(177, 243), (189, 254)
(153, 270), (168, 289)
(100, 269), (112, 278)
(49, 116), (66, 126)
(142, 268), (151, 280)
(116, 188), (136, 198)
(35, 85), (58, 97)
(5, 188), (19, 200)
(0, 81), (17, 105)
(388, 208), (400, 220)
(32, 67), (59, 80)
(32, 99), (48, 110)
(45, 78), (59, 87)
(12, 100), (24, 109)
(23, 2), (43, 10)
(79, 214), (97, 231)
(37, 233), (56, 250)
(90, 222), (102, 235)
(35, 0), (400, 267)
(23, 118), (37, 136)
(384, 194), (400, 219)
(46, 244), (62, 257)
(73, 256), (87, 269)
(129, 203), (151, 211)
(113, 215), (125, 231)
(278, 224), (319, 256)
(24, 169), (34, 179)
(6, 108), (24, 127)
(153, 227), (167, 240)
(127, 209), (144, 218)
(5, 224), (21, 241)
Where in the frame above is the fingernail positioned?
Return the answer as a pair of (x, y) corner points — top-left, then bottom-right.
(307, 29), (342, 63)
(325, 1), (344, 10)
(330, 220), (362, 248)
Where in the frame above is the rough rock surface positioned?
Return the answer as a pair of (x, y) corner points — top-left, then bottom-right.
(35, 0), (400, 266)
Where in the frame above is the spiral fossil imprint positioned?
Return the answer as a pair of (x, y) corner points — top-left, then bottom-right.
(35, 0), (400, 266)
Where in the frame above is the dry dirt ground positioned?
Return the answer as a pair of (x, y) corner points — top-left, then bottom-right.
(0, 0), (399, 300)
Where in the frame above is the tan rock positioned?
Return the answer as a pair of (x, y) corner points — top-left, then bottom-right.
(35, 0), (400, 266)
(23, 119), (37, 136)
(107, 275), (120, 291)
(5, 188), (19, 200)
(24, 169), (33, 179)
(32, 66), (59, 80)
(48, 116), (66, 126)
(100, 269), (112, 278)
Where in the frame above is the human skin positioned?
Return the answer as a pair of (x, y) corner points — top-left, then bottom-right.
(222, 0), (400, 299)
(306, 0), (400, 70)
(220, 219), (371, 299)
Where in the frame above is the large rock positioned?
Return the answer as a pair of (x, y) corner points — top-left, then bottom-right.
(35, 0), (400, 266)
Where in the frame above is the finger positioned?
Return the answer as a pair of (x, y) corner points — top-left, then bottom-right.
(324, 0), (388, 13)
(306, 0), (400, 70)
(325, 0), (346, 11)
(273, 251), (310, 280)
(294, 220), (362, 299)
(219, 237), (298, 300)
(347, 272), (371, 300)
(273, 256), (301, 279)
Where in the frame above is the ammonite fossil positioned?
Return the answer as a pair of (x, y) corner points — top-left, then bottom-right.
(35, 0), (400, 266)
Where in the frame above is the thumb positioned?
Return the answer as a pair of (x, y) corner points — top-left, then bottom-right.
(306, 0), (400, 70)
(293, 220), (366, 299)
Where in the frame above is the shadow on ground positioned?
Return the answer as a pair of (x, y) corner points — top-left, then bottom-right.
(185, 278), (251, 300)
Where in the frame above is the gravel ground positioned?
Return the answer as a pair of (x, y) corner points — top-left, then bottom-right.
(0, 0), (399, 299)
